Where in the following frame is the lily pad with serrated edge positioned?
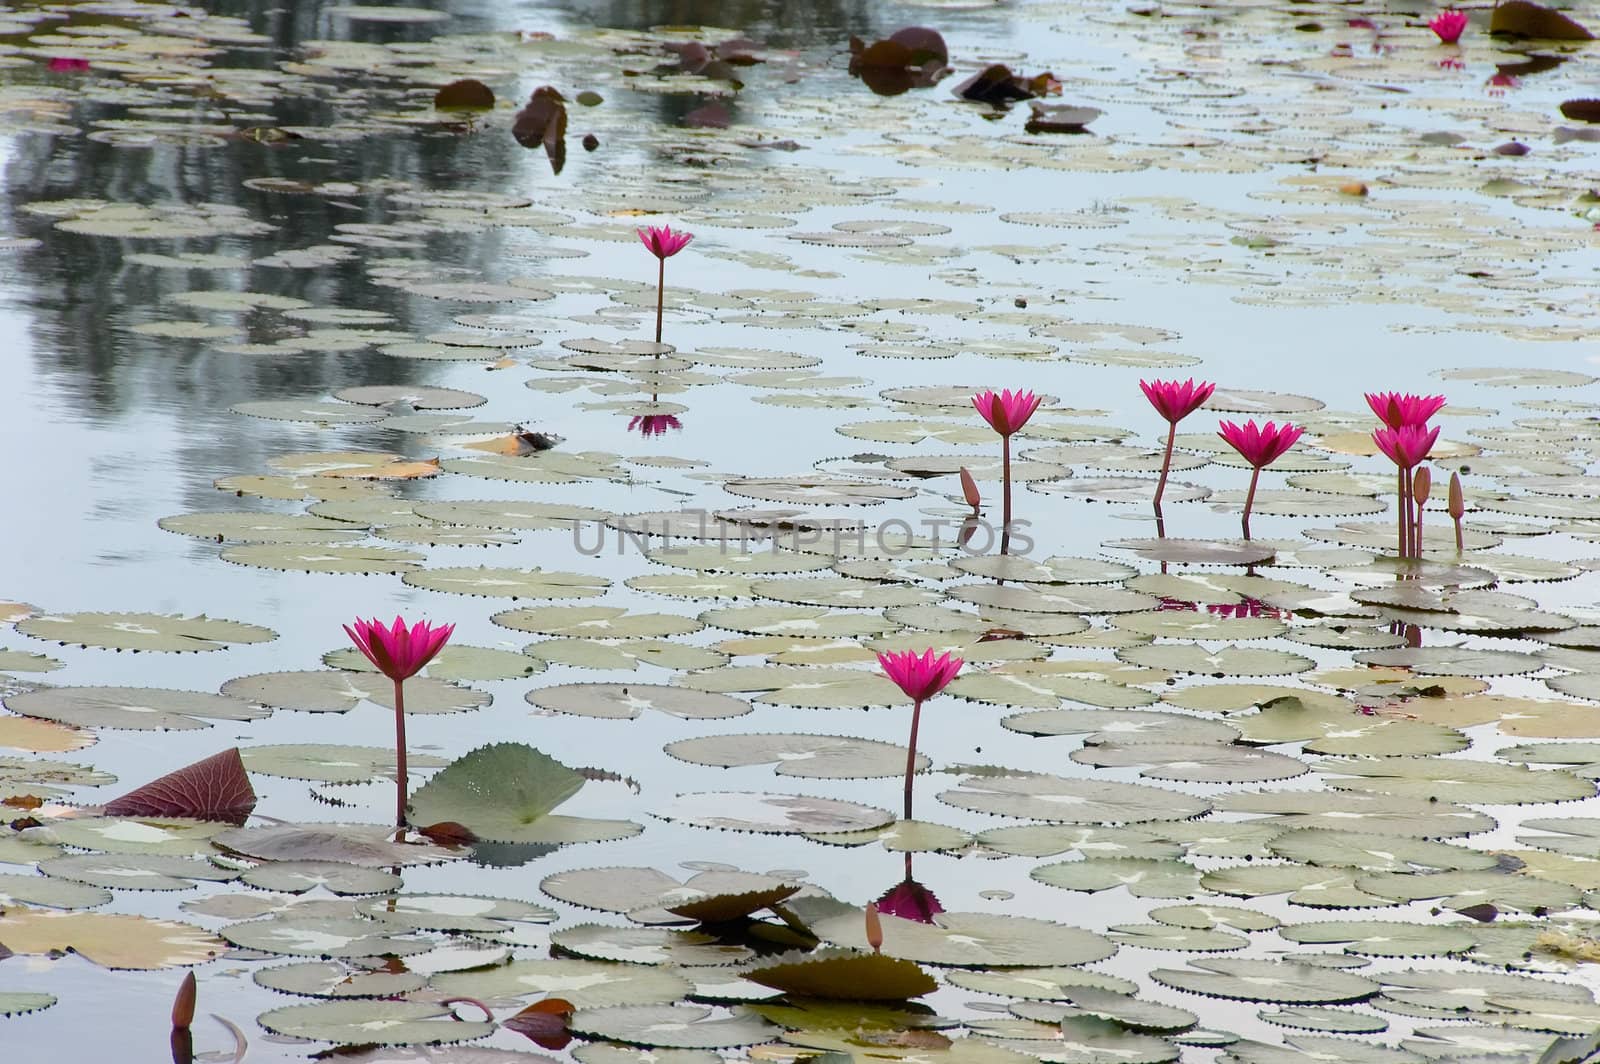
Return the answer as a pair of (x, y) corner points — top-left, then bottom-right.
(750, 577), (940, 611)
(1259, 1007), (1386, 1034)
(655, 792), (895, 835)
(527, 683), (751, 721)
(220, 543), (424, 574)
(945, 967), (1139, 999)
(1355, 869), (1578, 914)
(405, 743), (582, 842)
(664, 733), (926, 780)
(402, 565), (610, 599)
(1149, 904), (1280, 932)
(324, 644), (541, 683)
(254, 961), (424, 999)
(1152, 958), (1379, 1004)
(1110, 610), (1287, 641)
(17, 612), (276, 652)
(212, 823), (456, 868)
(1200, 865), (1392, 909)
(241, 744), (449, 784)
(1012, 992), (1199, 1034)
(221, 671), (488, 715)
(723, 477), (915, 507)
(653, 871), (802, 923)
(1104, 538), (1276, 565)
(1518, 818), (1600, 857)
(222, 914), (431, 959)
(744, 948), (937, 1000)
(0, 756), (114, 790)
(0, 907), (223, 969)
(493, 606), (703, 639)
(806, 819), (974, 853)
(1143, 820), (1285, 860)
(816, 909), (1116, 968)
(230, 399), (387, 424)
(976, 824), (1180, 860)
(1116, 644), (1314, 677)
(1267, 829), (1495, 873)
(950, 555), (1139, 584)
(241, 862), (402, 895)
(159, 511), (371, 544)
(430, 958), (693, 1008)
(952, 583), (1159, 615)
(552, 925), (753, 967)
(25, 817), (229, 856)
(412, 499), (609, 530)
(524, 638), (728, 672)
(0, 873), (111, 910)
(1004, 709), (1239, 745)
(1213, 790), (1494, 839)
(1280, 921), (1478, 959)
(646, 544), (836, 576)
(40, 853), (239, 892)
(1071, 742), (1306, 784)
(756, 673), (908, 710)
(1032, 476), (1211, 505)
(4, 686), (266, 730)
(257, 1000), (494, 1045)
(0, 713), (88, 755)
(0, 992), (55, 1016)
(1315, 756), (1594, 805)
(1033, 858), (1201, 898)
(938, 772), (1210, 824)
(1233, 699), (1468, 756)
(954, 670), (1146, 711)
(570, 1004), (778, 1049)
(356, 893), (555, 932)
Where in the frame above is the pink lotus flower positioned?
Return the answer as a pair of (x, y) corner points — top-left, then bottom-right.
(345, 616), (453, 681)
(638, 224), (694, 345)
(1364, 392), (1446, 430)
(971, 389), (1042, 436)
(345, 616), (454, 829)
(637, 224), (693, 259)
(628, 414), (682, 436)
(877, 649), (962, 821)
(1217, 420), (1303, 541)
(877, 648), (963, 702)
(47, 57), (90, 72)
(876, 878), (945, 924)
(1217, 419), (1303, 468)
(1429, 9), (1468, 43)
(1140, 378), (1215, 424)
(1373, 423), (1439, 469)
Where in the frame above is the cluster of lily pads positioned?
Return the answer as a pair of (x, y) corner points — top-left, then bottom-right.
(5, 1), (1600, 1063)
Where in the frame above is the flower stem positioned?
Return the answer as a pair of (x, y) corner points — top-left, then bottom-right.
(393, 677), (409, 830)
(1241, 465), (1261, 540)
(1397, 468), (1409, 559)
(655, 258), (665, 345)
(903, 698), (923, 822)
(1000, 435), (1013, 555)
(1412, 478), (1424, 559)
(1153, 421), (1176, 520)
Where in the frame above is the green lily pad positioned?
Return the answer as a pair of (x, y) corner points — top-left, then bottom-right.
(257, 1000), (494, 1045)
(323, 644), (542, 682)
(220, 671), (489, 715)
(655, 792), (895, 834)
(1279, 920), (1477, 958)
(569, 1004), (779, 1049)
(0, 993), (55, 1017)
(430, 958), (693, 1007)
(401, 566), (610, 599)
(406, 743), (583, 841)
(743, 948), (938, 1000)
(4, 686), (267, 730)
(240, 744), (450, 784)
(526, 683), (751, 721)
(40, 853), (238, 892)
(240, 862), (402, 896)
(1152, 958), (1379, 1004)
(664, 733), (925, 779)
(17, 612), (275, 652)
(0, 872), (112, 910)
(938, 773), (1210, 824)
(24, 817), (229, 856)
(1033, 858), (1201, 899)
(254, 961), (425, 999)
(815, 909), (1116, 968)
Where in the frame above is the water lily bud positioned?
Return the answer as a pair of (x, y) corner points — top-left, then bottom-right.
(1448, 472), (1465, 519)
(959, 466), (981, 510)
(1413, 466), (1432, 505)
(865, 902), (884, 953)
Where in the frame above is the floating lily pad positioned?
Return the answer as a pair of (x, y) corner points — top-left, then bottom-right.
(241, 862), (402, 896)
(1279, 920), (1477, 958)
(939, 773), (1210, 824)
(25, 817), (229, 856)
(744, 948), (937, 1000)
(0, 907), (223, 968)
(258, 1000), (494, 1045)
(815, 909), (1116, 968)
(430, 958), (693, 1007)
(5, 686), (266, 730)
(254, 961), (425, 999)
(241, 744), (449, 783)
(569, 1004), (778, 1049)
(17, 612), (275, 652)
(527, 683), (751, 721)
(406, 744), (582, 842)
(213, 824), (456, 868)
(656, 792), (895, 835)
(220, 671), (488, 715)
(664, 733), (925, 780)
(1033, 858), (1202, 898)
(0, 993), (55, 1017)
(0, 873), (111, 910)
(402, 566), (610, 599)
(1152, 958), (1378, 1004)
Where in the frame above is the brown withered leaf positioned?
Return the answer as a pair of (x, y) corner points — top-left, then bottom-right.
(434, 78), (495, 112)
(1490, 0), (1593, 39)
(514, 87), (568, 174)
(104, 748), (256, 824)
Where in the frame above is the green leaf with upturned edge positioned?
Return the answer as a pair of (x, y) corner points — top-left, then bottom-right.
(406, 743), (583, 841)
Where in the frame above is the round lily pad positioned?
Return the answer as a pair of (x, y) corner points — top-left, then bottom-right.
(814, 909), (1116, 968)
(527, 683), (751, 721)
(402, 566), (610, 599)
(938, 773), (1211, 824)
(664, 733), (925, 780)
(569, 1004), (778, 1049)
(257, 1000), (494, 1045)
(220, 672), (488, 715)
(4, 686), (266, 730)
(655, 792), (895, 835)
(1033, 858), (1202, 899)
(17, 612), (275, 652)
(430, 958), (693, 1008)
(1151, 958), (1379, 1004)
(254, 961), (425, 999)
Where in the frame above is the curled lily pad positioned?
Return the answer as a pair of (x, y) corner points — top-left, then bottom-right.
(743, 948), (937, 1000)
(406, 744), (582, 842)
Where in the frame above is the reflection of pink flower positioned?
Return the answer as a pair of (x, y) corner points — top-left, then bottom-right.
(47, 57), (90, 72)
(971, 389), (1042, 437)
(1373, 423), (1439, 469)
(345, 616), (453, 682)
(1217, 419), (1303, 469)
(636, 224), (693, 259)
(1429, 10), (1468, 43)
(876, 879), (944, 924)
(1140, 378), (1215, 424)
(877, 649), (963, 703)
(628, 414), (682, 436)
(1486, 72), (1517, 94)
(1438, 55), (1464, 70)
(1364, 392), (1445, 430)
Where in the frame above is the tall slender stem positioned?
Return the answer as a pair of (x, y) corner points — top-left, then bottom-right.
(393, 678), (409, 830)
(1397, 468), (1409, 559)
(1153, 421), (1175, 537)
(1412, 478), (1424, 558)
(654, 258), (665, 344)
(903, 698), (923, 822)
(1000, 435), (1013, 555)
(1241, 465), (1261, 540)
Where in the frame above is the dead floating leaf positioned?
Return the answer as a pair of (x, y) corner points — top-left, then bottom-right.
(103, 748), (257, 824)
(1024, 103), (1100, 134)
(848, 27), (950, 96)
(1339, 181), (1369, 196)
(955, 64), (1062, 106)
(513, 87), (568, 174)
(1560, 99), (1600, 122)
(434, 78), (495, 112)
(1490, 0), (1593, 39)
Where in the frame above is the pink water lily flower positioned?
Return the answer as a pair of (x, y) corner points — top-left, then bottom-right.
(345, 616), (454, 828)
(971, 389), (1042, 436)
(877, 649), (962, 820)
(876, 878), (945, 924)
(1373, 423), (1440, 469)
(47, 57), (90, 72)
(1218, 419), (1303, 469)
(1429, 9), (1468, 43)
(637, 224), (694, 344)
(1140, 378), (1215, 424)
(1364, 392), (1446, 430)
(1217, 420), (1303, 540)
(637, 224), (693, 259)
(345, 616), (454, 681)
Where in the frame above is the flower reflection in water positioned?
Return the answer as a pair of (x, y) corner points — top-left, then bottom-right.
(628, 413), (682, 437)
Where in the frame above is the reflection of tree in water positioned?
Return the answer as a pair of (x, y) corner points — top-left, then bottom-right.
(556, 0), (876, 49)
